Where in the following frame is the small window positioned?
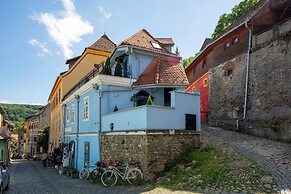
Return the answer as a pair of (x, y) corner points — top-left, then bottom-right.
(233, 37), (239, 44)
(202, 60), (206, 68)
(225, 69), (233, 76)
(71, 105), (75, 124)
(83, 97), (89, 121)
(225, 41), (230, 48)
(203, 78), (208, 87)
(66, 107), (70, 123)
(151, 42), (162, 49)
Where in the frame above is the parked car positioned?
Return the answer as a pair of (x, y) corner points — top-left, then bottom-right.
(0, 166), (9, 193)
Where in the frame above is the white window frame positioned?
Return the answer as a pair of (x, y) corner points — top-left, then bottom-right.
(71, 104), (75, 124)
(66, 107), (70, 124)
(83, 96), (89, 121)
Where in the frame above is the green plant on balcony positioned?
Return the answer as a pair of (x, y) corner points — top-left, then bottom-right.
(103, 57), (112, 75)
(114, 62), (122, 77)
(114, 105), (119, 112)
(146, 96), (153, 105)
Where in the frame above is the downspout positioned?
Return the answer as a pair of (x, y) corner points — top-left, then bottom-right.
(75, 95), (80, 168)
(62, 104), (67, 145)
(236, 21), (252, 130)
(93, 84), (102, 161)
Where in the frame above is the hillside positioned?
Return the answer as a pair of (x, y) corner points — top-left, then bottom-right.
(0, 103), (43, 131)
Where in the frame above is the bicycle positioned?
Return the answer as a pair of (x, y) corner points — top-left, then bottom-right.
(79, 161), (106, 182)
(101, 161), (143, 187)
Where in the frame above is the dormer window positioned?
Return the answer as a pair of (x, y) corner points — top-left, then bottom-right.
(151, 42), (162, 49)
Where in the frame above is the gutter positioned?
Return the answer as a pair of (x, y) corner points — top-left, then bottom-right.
(93, 85), (103, 162)
(236, 21), (252, 130)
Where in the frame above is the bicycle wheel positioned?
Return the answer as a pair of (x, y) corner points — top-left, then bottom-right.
(127, 168), (143, 185)
(101, 170), (118, 187)
(90, 168), (104, 183)
(79, 168), (90, 180)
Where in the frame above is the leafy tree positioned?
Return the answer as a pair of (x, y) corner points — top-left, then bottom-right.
(212, 0), (259, 39)
(0, 103), (42, 133)
(103, 57), (112, 75)
(37, 125), (49, 153)
(146, 96), (153, 105)
(114, 63), (122, 77)
(182, 52), (201, 69)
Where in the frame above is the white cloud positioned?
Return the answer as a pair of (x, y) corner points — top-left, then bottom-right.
(0, 100), (44, 106)
(28, 38), (52, 56)
(98, 6), (112, 19)
(32, 0), (93, 58)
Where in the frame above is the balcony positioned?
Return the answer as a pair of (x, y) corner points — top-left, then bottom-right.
(101, 91), (201, 132)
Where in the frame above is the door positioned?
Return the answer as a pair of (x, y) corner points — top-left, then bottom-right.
(185, 114), (197, 131)
(84, 142), (90, 167)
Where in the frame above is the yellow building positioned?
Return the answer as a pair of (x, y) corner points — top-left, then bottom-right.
(48, 34), (115, 152)
(48, 76), (63, 152)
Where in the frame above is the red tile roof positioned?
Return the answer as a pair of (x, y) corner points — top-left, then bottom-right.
(88, 34), (116, 53)
(120, 29), (177, 56)
(133, 56), (189, 87)
(156, 38), (175, 45)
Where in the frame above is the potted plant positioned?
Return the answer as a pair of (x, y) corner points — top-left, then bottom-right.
(66, 166), (72, 177)
(70, 168), (78, 179)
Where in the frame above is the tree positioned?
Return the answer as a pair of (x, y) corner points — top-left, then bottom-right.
(103, 57), (111, 75)
(212, 0), (259, 39)
(114, 62), (122, 77)
(37, 125), (50, 153)
(113, 105), (118, 112)
(146, 96), (153, 105)
(182, 51), (201, 69)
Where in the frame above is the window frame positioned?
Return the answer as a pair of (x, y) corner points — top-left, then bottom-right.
(83, 96), (89, 121)
(232, 36), (239, 44)
(71, 104), (75, 124)
(66, 107), (70, 124)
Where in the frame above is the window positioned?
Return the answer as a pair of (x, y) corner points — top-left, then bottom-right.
(66, 107), (70, 123)
(202, 60), (206, 69)
(225, 41), (230, 48)
(151, 42), (162, 49)
(83, 97), (89, 121)
(71, 105), (75, 123)
(203, 78), (208, 87)
(233, 36), (239, 44)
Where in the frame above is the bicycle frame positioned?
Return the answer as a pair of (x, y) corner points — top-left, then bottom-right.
(111, 165), (130, 180)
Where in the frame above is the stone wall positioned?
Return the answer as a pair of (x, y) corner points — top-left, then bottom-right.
(208, 31), (291, 142)
(101, 130), (200, 180)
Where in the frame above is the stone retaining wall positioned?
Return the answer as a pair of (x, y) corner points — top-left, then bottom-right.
(101, 130), (200, 180)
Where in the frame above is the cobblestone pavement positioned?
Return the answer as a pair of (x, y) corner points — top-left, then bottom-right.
(202, 125), (291, 194)
(6, 159), (147, 194)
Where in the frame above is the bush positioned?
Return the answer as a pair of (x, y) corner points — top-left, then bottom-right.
(146, 96), (153, 105)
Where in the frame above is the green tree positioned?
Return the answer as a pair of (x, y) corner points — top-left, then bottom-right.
(114, 63), (122, 77)
(212, 0), (259, 39)
(182, 51), (201, 69)
(103, 57), (112, 75)
(113, 105), (118, 112)
(146, 96), (153, 105)
(37, 125), (50, 153)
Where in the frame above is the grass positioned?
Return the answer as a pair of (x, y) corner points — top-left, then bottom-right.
(156, 143), (277, 193)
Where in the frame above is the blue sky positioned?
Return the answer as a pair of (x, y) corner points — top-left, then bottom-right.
(0, 0), (241, 105)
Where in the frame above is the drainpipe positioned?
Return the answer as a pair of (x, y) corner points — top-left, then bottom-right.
(93, 84), (102, 161)
(75, 95), (80, 168)
(236, 21), (252, 130)
(62, 104), (67, 145)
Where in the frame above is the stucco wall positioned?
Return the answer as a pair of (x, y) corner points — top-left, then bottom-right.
(101, 131), (200, 180)
(62, 52), (109, 97)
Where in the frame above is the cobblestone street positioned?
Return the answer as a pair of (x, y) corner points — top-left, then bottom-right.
(202, 126), (291, 194)
(7, 159), (147, 194)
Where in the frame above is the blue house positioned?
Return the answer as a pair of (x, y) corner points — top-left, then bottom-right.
(62, 29), (201, 171)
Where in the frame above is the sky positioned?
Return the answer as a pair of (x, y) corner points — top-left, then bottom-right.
(0, 0), (242, 105)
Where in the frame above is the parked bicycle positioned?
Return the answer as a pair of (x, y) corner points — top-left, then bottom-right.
(79, 161), (106, 182)
(101, 160), (143, 187)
